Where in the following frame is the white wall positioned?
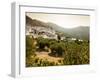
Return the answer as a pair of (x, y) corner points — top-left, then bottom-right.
(0, 0), (100, 80)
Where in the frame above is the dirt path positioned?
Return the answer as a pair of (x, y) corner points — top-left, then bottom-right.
(35, 51), (63, 63)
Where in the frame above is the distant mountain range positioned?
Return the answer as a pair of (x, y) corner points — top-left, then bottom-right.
(26, 16), (89, 40)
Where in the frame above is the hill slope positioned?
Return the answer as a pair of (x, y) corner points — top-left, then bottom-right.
(26, 15), (89, 40)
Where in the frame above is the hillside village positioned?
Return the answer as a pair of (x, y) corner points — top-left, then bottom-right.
(26, 26), (58, 39)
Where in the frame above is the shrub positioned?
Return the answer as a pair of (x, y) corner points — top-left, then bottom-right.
(50, 42), (66, 57)
(63, 41), (89, 65)
(26, 36), (37, 67)
(37, 37), (50, 50)
(26, 36), (36, 58)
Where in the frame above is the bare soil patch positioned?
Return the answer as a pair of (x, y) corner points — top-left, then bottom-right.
(35, 51), (63, 63)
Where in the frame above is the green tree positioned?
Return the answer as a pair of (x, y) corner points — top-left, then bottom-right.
(37, 37), (50, 50)
(26, 36), (36, 57)
(50, 42), (66, 57)
(26, 36), (36, 67)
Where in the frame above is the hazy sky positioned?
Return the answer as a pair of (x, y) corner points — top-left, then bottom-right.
(26, 12), (90, 28)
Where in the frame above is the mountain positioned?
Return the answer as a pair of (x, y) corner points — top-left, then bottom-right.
(67, 26), (89, 40)
(47, 22), (89, 40)
(26, 15), (89, 40)
(65, 27), (89, 40)
(26, 16), (51, 28)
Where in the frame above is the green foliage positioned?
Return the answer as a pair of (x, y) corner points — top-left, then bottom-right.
(75, 38), (82, 45)
(57, 34), (61, 41)
(26, 57), (57, 67)
(50, 42), (66, 56)
(63, 41), (89, 65)
(49, 39), (57, 45)
(26, 35), (89, 67)
(37, 37), (50, 50)
(26, 36), (36, 67)
(26, 36), (36, 57)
